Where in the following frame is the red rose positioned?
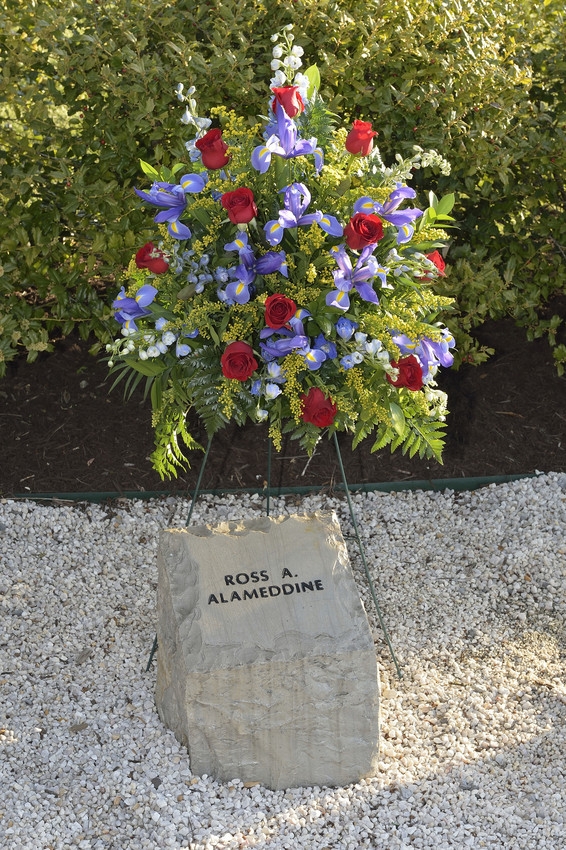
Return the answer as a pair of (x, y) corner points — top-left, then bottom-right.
(426, 250), (446, 276)
(135, 242), (169, 274)
(300, 387), (338, 428)
(195, 128), (230, 170)
(220, 341), (258, 381)
(221, 188), (258, 225)
(345, 120), (378, 156)
(344, 213), (384, 250)
(387, 355), (424, 391)
(264, 293), (297, 329)
(271, 86), (305, 118)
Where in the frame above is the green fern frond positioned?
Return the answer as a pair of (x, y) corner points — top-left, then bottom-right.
(371, 418), (446, 462)
(150, 407), (202, 480)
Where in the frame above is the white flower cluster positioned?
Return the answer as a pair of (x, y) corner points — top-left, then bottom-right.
(375, 146), (451, 182)
(107, 322), (186, 363)
(269, 24), (305, 87)
(174, 84), (212, 160)
(425, 385), (449, 420)
(412, 145), (452, 176)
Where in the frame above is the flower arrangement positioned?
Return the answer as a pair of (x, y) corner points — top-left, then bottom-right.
(107, 25), (457, 479)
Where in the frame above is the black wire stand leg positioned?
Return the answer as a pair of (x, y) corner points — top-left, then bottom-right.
(333, 432), (403, 679)
(145, 435), (214, 672)
(265, 437), (272, 517)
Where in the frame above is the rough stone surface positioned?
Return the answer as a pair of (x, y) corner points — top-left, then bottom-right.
(155, 512), (380, 789)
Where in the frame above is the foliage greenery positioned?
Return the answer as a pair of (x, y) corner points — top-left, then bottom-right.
(0, 0), (565, 375)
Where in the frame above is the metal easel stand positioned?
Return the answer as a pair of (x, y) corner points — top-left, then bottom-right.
(332, 432), (402, 679)
(146, 431), (402, 678)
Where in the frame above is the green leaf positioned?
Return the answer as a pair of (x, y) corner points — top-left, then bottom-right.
(139, 159), (159, 180)
(304, 65), (321, 99)
(435, 193), (455, 216)
(123, 356), (167, 377)
(389, 401), (406, 436)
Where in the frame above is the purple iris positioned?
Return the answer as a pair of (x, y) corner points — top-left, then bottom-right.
(326, 245), (388, 311)
(222, 235), (288, 305)
(259, 315), (308, 361)
(300, 334), (336, 371)
(251, 102), (323, 174)
(264, 183), (343, 246)
(391, 330), (455, 379)
(336, 317), (359, 340)
(112, 284), (157, 331)
(134, 173), (208, 240)
(354, 184), (423, 244)
(314, 333), (337, 360)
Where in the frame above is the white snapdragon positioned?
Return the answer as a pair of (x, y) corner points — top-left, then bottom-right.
(270, 70), (287, 88)
(283, 55), (302, 71)
(162, 331), (177, 346)
(293, 72), (309, 104)
(176, 83), (211, 152)
(268, 24), (302, 85)
(413, 145), (452, 176)
(425, 387), (449, 419)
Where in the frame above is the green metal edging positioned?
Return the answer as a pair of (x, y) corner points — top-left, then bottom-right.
(7, 473), (537, 504)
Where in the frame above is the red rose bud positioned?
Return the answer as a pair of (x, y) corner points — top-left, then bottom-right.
(271, 86), (305, 118)
(220, 341), (258, 381)
(426, 250), (446, 276)
(264, 293), (297, 330)
(344, 213), (384, 250)
(345, 120), (378, 156)
(195, 128), (230, 170)
(387, 355), (424, 392)
(300, 387), (338, 428)
(221, 187), (258, 225)
(135, 242), (169, 274)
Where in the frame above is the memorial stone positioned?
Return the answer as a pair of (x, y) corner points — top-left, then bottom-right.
(155, 512), (380, 789)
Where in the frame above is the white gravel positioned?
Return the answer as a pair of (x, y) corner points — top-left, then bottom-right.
(1, 472), (565, 849)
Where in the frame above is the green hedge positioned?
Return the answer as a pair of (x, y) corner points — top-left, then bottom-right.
(1, 0), (564, 373)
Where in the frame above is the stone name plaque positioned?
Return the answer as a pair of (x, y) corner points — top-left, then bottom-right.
(155, 512), (380, 789)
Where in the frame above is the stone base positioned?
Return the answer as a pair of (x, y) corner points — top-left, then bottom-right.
(155, 512), (380, 789)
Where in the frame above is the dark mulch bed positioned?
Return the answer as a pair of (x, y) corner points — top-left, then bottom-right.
(1, 315), (566, 498)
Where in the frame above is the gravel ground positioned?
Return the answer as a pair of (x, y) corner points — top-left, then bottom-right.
(1, 473), (565, 849)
